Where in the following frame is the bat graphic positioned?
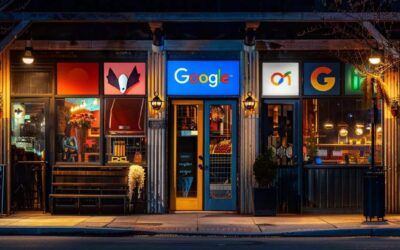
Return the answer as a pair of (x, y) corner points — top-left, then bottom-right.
(107, 66), (140, 94)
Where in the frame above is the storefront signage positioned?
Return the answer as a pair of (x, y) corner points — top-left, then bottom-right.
(262, 62), (299, 96)
(345, 64), (366, 95)
(57, 63), (99, 95)
(167, 61), (240, 96)
(304, 63), (340, 96)
(104, 62), (146, 95)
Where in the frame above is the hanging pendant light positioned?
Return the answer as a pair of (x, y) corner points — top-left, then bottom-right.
(22, 39), (34, 64)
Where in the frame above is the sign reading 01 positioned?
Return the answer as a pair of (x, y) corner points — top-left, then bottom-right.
(167, 61), (240, 96)
(304, 63), (340, 96)
(262, 62), (299, 96)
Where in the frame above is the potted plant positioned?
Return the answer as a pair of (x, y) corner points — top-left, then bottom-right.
(253, 148), (278, 216)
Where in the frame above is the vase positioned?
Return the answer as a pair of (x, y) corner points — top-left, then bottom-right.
(75, 127), (87, 162)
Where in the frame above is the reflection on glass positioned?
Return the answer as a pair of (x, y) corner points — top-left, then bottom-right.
(176, 105), (198, 197)
(11, 102), (46, 162)
(265, 104), (294, 166)
(56, 98), (100, 163)
(208, 105), (232, 199)
(303, 99), (382, 165)
(104, 98), (146, 164)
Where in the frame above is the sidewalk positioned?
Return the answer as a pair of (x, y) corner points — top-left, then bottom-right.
(1, 212), (400, 236)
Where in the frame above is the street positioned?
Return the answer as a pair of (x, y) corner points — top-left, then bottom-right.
(0, 236), (399, 250)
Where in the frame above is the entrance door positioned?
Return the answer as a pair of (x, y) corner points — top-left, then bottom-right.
(204, 100), (237, 210)
(11, 99), (48, 211)
(170, 100), (203, 210)
(262, 100), (300, 213)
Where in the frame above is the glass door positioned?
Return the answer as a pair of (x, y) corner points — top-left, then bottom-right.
(11, 99), (48, 211)
(204, 100), (237, 211)
(262, 100), (300, 213)
(170, 100), (203, 210)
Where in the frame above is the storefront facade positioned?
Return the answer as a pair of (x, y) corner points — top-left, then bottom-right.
(260, 53), (383, 213)
(0, 11), (400, 215)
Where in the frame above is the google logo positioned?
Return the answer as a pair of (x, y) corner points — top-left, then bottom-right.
(310, 66), (335, 92)
(271, 71), (292, 86)
(174, 67), (230, 88)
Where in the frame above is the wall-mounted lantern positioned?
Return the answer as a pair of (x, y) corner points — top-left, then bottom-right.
(150, 92), (163, 111)
(243, 92), (256, 111)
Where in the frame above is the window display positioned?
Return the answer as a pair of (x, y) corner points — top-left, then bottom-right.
(56, 98), (100, 163)
(104, 98), (146, 164)
(303, 99), (382, 165)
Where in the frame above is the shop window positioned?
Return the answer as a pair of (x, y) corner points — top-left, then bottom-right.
(12, 71), (52, 95)
(104, 98), (146, 165)
(303, 99), (382, 165)
(57, 63), (99, 95)
(56, 98), (100, 163)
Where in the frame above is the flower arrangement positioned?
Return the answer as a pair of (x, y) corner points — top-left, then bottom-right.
(128, 164), (145, 202)
(68, 112), (95, 129)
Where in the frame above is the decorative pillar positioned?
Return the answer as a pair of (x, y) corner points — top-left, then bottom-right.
(0, 49), (11, 214)
(239, 50), (259, 214)
(384, 68), (400, 213)
(147, 51), (167, 213)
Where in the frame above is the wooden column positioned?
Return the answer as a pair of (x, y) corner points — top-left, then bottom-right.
(147, 51), (167, 213)
(0, 49), (11, 214)
(384, 68), (400, 213)
(239, 50), (259, 214)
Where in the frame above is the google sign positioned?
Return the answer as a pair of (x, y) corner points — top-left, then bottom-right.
(167, 61), (239, 96)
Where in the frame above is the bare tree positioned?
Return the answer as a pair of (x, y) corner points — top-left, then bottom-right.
(299, 0), (400, 106)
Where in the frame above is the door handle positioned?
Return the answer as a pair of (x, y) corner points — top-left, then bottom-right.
(198, 155), (204, 161)
(198, 164), (204, 170)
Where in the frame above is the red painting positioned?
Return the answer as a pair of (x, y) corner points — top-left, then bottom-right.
(57, 63), (99, 95)
(104, 62), (146, 95)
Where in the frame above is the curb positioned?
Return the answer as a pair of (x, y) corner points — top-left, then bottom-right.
(1, 227), (400, 237)
(0, 227), (136, 237)
(131, 228), (400, 237)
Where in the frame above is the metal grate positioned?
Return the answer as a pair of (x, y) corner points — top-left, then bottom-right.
(177, 105), (198, 131)
(208, 104), (232, 199)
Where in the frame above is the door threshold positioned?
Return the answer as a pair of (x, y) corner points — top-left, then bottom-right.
(171, 211), (237, 214)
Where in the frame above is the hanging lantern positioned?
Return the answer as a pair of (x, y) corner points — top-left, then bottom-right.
(150, 92), (163, 111)
(243, 92), (256, 111)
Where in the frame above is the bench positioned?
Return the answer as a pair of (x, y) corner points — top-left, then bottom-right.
(50, 165), (129, 214)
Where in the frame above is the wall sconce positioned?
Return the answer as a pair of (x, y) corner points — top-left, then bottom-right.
(22, 39), (34, 64)
(243, 92), (256, 111)
(150, 92), (163, 111)
(368, 49), (382, 65)
(323, 120), (334, 130)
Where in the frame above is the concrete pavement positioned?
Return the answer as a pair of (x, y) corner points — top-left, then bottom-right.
(1, 212), (400, 236)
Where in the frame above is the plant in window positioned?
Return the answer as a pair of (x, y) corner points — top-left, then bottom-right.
(305, 131), (318, 163)
(68, 112), (95, 129)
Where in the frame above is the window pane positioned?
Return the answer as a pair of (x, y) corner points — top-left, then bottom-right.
(57, 63), (99, 95)
(104, 98), (146, 164)
(303, 99), (382, 165)
(56, 98), (100, 163)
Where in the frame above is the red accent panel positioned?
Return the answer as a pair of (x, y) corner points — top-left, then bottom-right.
(57, 63), (99, 95)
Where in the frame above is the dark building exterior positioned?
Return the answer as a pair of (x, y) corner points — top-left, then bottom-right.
(0, 1), (399, 215)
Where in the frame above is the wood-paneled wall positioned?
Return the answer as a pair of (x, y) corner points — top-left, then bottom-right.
(0, 49), (11, 214)
(147, 51), (167, 213)
(384, 68), (400, 213)
(239, 50), (259, 214)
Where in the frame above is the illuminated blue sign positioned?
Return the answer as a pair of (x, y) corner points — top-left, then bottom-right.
(167, 60), (240, 96)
